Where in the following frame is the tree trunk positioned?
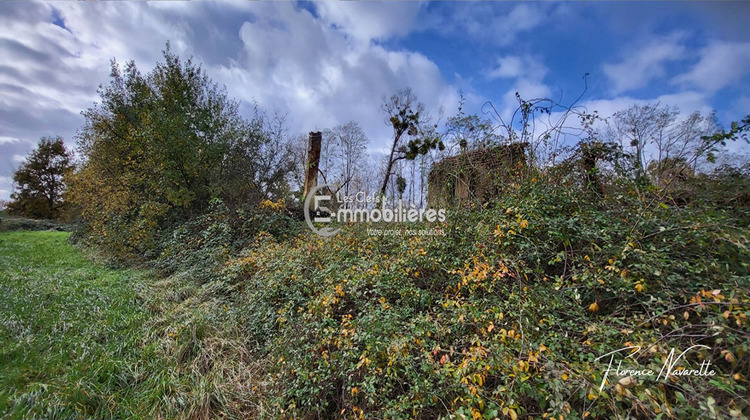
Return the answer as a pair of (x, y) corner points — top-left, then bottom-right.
(379, 130), (403, 197)
(304, 131), (322, 198)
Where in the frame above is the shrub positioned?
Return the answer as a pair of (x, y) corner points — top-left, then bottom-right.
(155, 198), (302, 282)
(223, 170), (749, 419)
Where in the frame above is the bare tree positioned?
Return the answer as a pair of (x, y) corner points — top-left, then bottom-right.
(288, 132), (310, 195)
(327, 121), (368, 198)
(252, 111), (296, 200)
(606, 103), (678, 180)
(604, 103), (721, 183)
(444, 91), (501, 154)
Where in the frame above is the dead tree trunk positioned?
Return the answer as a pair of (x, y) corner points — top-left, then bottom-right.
(304, 131), (322, 198)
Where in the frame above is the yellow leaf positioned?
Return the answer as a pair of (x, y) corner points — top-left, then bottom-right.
(634, 283), (643, 292)
(562, 373), (568, 381)
(589, 302), (599, 312)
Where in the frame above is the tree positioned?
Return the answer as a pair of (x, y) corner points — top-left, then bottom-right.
(698, 114), (750, 164)
(380, 88), (443, 198)
(67, 44), (293, 258)
(322, 121), (368, 198)
(7, 136), (73, 219)
(443, 91), (500, 152)
(604, 103), (732, 185)
(607, 103), (678, 181)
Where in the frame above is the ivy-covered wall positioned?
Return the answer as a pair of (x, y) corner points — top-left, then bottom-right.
(427, 142), (528, 206)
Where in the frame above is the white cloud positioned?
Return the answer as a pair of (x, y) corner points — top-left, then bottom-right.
(603, 34), (687, 94)
(673, 41), (750, 93)
(315, 2), (423, 43)
(431, 3), (549, 46)
(0, 137), (19, 144)
(487, 55), (551, 122)
(580, 91), (711, 128)
(211, 2), (456, 152)
(489, 55), (547, 80)
(489, 56), (523, 79)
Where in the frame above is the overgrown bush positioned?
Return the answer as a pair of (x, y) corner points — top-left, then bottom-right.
(220, 170), (749, 419)
(155, 198), (302, 282)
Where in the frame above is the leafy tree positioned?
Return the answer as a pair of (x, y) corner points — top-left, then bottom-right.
(67, 44), (293, 258)
(699, 114), (750, 163)
(7, 136), (73, 219)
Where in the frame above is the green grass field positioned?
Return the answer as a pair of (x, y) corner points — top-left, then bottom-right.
(0, 231), (162, 418)
(0, 231), (179, 419)
(0, 230), (264, 420)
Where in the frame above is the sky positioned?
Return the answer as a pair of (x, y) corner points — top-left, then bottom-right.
(1, 1), (749, 201)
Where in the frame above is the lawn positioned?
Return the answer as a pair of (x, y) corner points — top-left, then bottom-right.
(0, 231), (174, 419)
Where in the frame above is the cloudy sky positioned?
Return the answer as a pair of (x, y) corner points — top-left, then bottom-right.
(1, 1), (749, 201)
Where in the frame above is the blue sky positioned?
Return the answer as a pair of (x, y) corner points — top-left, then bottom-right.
(1, 1), (749, 200)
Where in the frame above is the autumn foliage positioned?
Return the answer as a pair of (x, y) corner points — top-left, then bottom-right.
(66, 46), (293, 260)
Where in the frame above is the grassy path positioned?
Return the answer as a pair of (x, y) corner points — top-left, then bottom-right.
(0, 231), (170, 419)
